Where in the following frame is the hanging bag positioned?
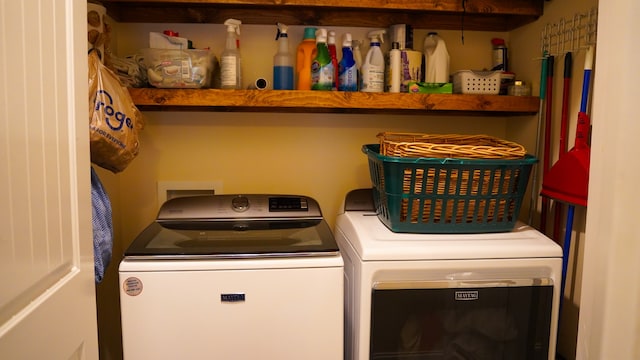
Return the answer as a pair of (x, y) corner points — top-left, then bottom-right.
(88, 51), (144, 173)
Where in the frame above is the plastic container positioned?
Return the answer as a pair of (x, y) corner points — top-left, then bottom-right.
(452, 70), (502, 94)
(220, 18), (242, 89)
(142, 48), (215, 88)
(423, 32), (450, 83)
(491, 38), (508, 71)
(386, 42), (401, 93)
(338, 33), (358, 92)
(362, 144), (537, 233)
(327, 30), (339, 90)
(296, 27), (317, 90)
(311, 28), (334, 90)
(360, 29), (386, 93)
(273, 22), (294, 90)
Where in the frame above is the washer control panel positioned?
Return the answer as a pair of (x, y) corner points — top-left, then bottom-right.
(157, 194), (321, 221)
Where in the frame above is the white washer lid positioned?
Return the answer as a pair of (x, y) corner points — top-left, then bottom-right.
(335, 211), (562, 261)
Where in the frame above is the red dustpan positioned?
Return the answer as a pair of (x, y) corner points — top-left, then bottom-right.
(540, 111), (590, 206)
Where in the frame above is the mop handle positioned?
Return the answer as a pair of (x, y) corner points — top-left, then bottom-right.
(580, 46), (595, 113)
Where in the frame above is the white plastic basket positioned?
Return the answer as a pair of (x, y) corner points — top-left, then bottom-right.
(453, 70), (502, 94)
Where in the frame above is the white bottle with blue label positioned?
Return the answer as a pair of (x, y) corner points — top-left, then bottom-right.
(360, 29), (386, 93)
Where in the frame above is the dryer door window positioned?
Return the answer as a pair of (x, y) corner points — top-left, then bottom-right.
(370, 279), (553, 360)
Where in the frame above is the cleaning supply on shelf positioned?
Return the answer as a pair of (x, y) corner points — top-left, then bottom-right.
(273, 22), (294, 90)
(386, 41), (401, 93)
(491, 37), (508, 71)
(311, 28), (334, 91)
(327, 30), (339, 90)
(360, 29), (386, 93)
(338, 33), (358, 91)
(220, 18), (242, 89)
(296, 27), (317, 90)
(423, 32), (450, 83)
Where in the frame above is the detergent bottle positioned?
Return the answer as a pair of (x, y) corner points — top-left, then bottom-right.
(220, 18), (242, 89)
(328, 30), (339, 90)
(273, 22), (294, 90)
(338, 33), (358, 91)
(296, 27), (317, 90)
(423, 32), (450, 83)
(360, 29), (386, 92)
(311, 28), (333, 90)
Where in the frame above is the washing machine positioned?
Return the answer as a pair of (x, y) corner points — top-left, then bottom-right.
(335, 189), (563, 360)
(119, 194), (343, 360)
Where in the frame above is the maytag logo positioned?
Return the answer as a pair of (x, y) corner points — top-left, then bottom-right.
(221, 293), (245, 302)
(455, 290), (479, 301)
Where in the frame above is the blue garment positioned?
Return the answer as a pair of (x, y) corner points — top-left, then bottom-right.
(91, 167), (113, 283)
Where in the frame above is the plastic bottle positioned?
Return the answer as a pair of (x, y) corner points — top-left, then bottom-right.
(327, 30), (339, 90)
(338, 33), (358, 92)
(491, 38), (508, 71)
(423, 32), (450, 83)
(273, 22), (294, 90)
(220, 18), (242, 89)
(352, 39), (363, 90)
(386, 41), (401, 93)
(360, 29), (386, 93)
(296, 27), (317, 90)
(311, 28), (334, 91)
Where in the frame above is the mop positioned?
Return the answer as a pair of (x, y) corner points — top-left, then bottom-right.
(541, 46), (593, 311)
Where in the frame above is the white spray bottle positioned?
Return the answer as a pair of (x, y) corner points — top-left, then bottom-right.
(221, 18), (242, 89)
(360, 29), (386, 92)
(273, 22), (294, 90)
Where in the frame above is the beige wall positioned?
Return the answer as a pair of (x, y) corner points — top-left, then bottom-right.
(95, 2), (596, 358)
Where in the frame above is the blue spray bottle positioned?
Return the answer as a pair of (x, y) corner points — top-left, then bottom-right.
(338, 33), (358, 91)
(273, 22), (294, 90)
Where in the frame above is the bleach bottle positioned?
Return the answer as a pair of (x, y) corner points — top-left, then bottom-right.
(273, 22), (294, 90)
(296, 27), (317, 90)
(338, 33), (357, 91)
(360, 29), (386, 92)
(220, 18), (242, 89)
(311, 28), (334, 90)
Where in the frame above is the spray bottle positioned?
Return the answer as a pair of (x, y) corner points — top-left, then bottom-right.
(220, 18), (242, 89)
(328, 30), (339, 90)
(311, 28), (334, 90)
(296, 27), (317, 90)
(360, 29), (386, 92)
(273, 23), (294, 90)
(338, 33), (358, 92)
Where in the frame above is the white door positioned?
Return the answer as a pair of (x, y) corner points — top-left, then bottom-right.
(0, 1), (98, 359)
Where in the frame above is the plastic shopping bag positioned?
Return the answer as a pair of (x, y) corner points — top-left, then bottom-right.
(88, 51), (144, 173)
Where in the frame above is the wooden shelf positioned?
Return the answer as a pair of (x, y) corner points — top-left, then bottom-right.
(101, 0), (544, 31)
(127, 88), (539, 115)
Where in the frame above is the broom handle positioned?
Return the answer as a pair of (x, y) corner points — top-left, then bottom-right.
(528, 53), (549, 225)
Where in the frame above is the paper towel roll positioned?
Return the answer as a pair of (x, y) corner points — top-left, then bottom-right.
(87, 2), (106, 61)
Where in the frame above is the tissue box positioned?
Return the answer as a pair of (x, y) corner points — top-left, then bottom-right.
(141, 48), (216, 88)
(408, 82), (453, 94)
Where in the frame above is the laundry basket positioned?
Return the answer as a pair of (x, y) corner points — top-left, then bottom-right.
(363, 144), (537, 233)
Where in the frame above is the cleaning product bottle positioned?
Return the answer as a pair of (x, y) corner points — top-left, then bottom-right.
(327, 30), (339, 90)
(352, 39), (363, 90)
(386, 41), (401, 93)
(360, 29), (386, 93)
(423, 32), (450, 83)
(491, 38), (508, 71)
(273, 22), (294, 90)
(338, 33), (357, 92)
(296, 27), (317, 90)
(220, 18), (242, 89)
(311, 28), (333, 91)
